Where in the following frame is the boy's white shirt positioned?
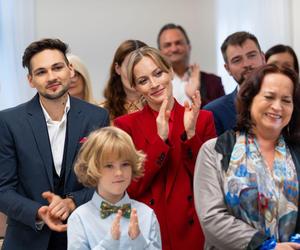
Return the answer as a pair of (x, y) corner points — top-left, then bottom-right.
(67, 191), (162, 250)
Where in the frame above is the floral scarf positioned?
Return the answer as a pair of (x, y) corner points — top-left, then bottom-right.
(224, 132), (298, 242)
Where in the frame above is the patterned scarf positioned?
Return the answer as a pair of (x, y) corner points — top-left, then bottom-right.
(224, 132), (298, 241)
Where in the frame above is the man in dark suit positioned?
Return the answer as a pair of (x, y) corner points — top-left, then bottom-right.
(0, 38), (109, 250)
(203, 31), (265, 135)
(157, 23), (225, 107)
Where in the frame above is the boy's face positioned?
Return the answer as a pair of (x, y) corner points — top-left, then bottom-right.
(97, 159), (132, 204)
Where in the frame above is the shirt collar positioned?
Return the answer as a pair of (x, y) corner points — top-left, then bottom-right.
(40, 95), (70, 123)
(175, 69), (190, 81)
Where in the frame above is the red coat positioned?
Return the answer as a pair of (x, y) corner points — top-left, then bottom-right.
(114, 101), (216, 250)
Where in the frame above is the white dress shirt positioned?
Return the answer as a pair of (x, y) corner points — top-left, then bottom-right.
(67, 191), (162, 250)
(172, 72), (191, 106)
(40, 96), (70, 176)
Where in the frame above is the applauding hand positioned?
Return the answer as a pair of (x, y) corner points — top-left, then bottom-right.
(37, 206), (67, 232)
(185, 64), (200, 99)
(183, 90), (201, 139)
(111, 210), (122, 240)
(275, 242), (300, 249)
(110, 208), (141, 240)
(128, 208), (140, 240)
(156, 98), (171, 141)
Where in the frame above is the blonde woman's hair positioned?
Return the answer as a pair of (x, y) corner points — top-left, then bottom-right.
(67, 54), (95, 103)
(74, 126), (145, 187)
(126, 46), (172, 87)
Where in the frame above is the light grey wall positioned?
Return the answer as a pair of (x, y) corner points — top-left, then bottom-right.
(35, 0), (217, 102)
(35, 0), (300, 102)
(292, 0), (300, 59)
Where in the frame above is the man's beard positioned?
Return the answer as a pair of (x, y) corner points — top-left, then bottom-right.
(235, 67), (254, 85)
(40, 85), (68, 100)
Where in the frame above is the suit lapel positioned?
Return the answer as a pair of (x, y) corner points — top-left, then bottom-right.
(26, 94), (54, 189)
(64, 98), (83, 182)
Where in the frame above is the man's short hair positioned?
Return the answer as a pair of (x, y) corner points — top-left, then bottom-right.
(22, 38), (69, 74)
(221, 31), (262, 63)
(157, 23), (190, 49)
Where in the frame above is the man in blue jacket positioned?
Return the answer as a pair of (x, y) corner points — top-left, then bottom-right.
(0, 38), (109, 250)
(203, 31), (265, 135)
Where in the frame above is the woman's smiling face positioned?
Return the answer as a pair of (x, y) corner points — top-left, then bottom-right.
(133, 56), (173, 111)
(250, 72), (294, 138)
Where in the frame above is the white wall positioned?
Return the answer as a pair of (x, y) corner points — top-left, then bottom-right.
(29, 0), (300, 103)
(292, 0), (300, 59)
(35, 0), (217, 101)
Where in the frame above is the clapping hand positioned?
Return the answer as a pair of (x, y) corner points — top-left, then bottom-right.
(185, 64), (200, 99)
(37, 206), (67, 232)
(37, 191), (76, 232)
(42, 191), (75, 221)
(275, 242), (300, 249)
(156, 98), (171, 141)
(183, 90), (201, 139)
(128, 208), (140, 240)
(111, 210), (122, 240)
(110, 208), (141, 240)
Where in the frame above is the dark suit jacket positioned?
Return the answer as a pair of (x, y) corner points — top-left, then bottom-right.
(203, 88), (237, 136)
(114, 101), (216, 250)
(200, 71), (225, 107)
(0, 94), (109, 250)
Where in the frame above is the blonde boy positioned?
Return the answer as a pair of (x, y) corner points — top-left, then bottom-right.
(67, 127), (161, 250)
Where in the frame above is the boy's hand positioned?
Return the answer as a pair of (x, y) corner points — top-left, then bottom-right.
(111, 210), (122, 240)
(128, 208), (140, 240)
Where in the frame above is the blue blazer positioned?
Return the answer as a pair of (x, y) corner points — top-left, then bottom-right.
(203, 88), (237, 136)
(0, 94), (109, 250)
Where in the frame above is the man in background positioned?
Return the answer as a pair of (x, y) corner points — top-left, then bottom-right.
(157, 23), (225, 107)
(203, 31), (265, 135)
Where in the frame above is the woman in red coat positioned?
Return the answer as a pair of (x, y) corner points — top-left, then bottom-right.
(114, 47), (216, 250)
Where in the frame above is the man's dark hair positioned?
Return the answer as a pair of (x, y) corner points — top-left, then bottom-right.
(236, 64), (300, 143)
(221, 31), (262, 63)
(265, 44), (299, 74)
(22, 38), (69, 74)
(157, 23), (190, 49)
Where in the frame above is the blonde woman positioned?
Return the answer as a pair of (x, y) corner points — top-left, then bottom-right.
(67, 54), (95, 103)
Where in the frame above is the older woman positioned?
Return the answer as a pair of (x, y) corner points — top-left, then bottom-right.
(194, 64), (300, 250)
(114, 47), (216, 250)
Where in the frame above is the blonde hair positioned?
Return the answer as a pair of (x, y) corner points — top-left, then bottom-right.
(67, 54), (95, 103)
(127, 46), (172, 87)
(74, 126), (145, 187)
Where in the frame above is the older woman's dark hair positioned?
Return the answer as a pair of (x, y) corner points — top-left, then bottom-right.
(236, 64), (300, 142)
(265, 44), (299, 74)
